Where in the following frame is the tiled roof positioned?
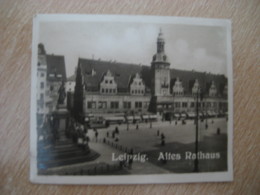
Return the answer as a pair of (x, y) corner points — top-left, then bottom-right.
(79, 58), (227, 96)
(170, 69), (227, 95)
(46, 55), (66, 82)
(79, 58), (142, 92)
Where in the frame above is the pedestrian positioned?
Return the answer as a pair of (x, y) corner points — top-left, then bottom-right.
(115, 134), (119, 142)
(83, 137), (89, 151)
(106, 131), (109, 137)
(115, 126), (119, 134)
(217, 128), (221, 135)
(161, 133), (165, 140)
(112, 131), (115, 138)
(84, 124), (88, 134)
(161, 133), (165, 146)
(95, 131), (99, 142)
(77, 134), (83, 148)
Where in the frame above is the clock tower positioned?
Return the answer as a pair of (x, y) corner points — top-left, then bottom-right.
(151, 29), (170, 96)
(149, 29), (172, 114)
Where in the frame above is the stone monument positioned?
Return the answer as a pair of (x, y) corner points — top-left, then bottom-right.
(52, 81), (69, 139)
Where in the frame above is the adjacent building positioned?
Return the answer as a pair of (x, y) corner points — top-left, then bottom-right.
(37, 44), (67, 125)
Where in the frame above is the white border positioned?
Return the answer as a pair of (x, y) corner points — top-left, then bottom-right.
(30, 14), (233, 184)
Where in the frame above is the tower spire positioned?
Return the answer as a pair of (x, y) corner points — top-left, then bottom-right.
(157, 28), (165, 53)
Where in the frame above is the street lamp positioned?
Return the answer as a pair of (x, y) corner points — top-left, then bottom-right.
(124, 111), (129, 131)
(194, 87), (204, 172)
(205, 101), (208, 129)
(149, 113), (152, 128)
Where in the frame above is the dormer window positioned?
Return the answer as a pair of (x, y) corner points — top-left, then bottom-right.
(100, 70), (117, 94)
(209, 81), (217, 97)
(130, 73), (145, 96)
(173, 77), (184, 96)
(192, 79), (200, 96)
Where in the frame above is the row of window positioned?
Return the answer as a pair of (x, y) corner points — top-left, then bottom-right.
(37, 72), (45, 77)
(49, 73), (62, 78)
(174, 102), (221, 108)
(87, 101), (148, 109)
(173, 92), (183, 96)
(100, 88), (145, 95)
(131, 89), (144, 95)
(133, 81), (143, 86)
(104, 79), (114, 84)
(40, 82), (56, 92)
(101, 88), (116, 94)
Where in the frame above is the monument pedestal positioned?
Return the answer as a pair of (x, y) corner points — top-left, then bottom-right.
(52, 104), (69, 139)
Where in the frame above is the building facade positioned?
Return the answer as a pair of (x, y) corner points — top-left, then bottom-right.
(73, 30), (228, 119)
(37, 44), (48, 125)
(37, 44), (67, 125)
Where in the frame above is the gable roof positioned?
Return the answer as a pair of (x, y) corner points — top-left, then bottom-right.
(170, 69), (227, 95)
(46, 55), (66, 82)
(78, 58), (227, 96)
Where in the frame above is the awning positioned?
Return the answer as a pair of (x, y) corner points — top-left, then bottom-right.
(207, 111), (214, 116)
(134, 116), (141, 120)
(126, 116), (134, 120)
(187, 112), (196, 117)
(181, 113), (186, 117)
(174, 113), (180, 117)
(104, 116), (125, 121)
(203, 111), (208, 116)
(142, 115), (149, 119)
(142, 115), (157, 119)
(212, 111), (218, 116)
(150, 115), (158, 119)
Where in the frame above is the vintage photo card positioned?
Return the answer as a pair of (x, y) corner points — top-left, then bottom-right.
(30, 14), (233, 184)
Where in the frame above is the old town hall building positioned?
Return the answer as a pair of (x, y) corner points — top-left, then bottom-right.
(75, 30), (228, 119)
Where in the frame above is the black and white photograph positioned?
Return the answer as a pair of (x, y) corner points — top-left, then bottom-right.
(30, 14), (233, 184)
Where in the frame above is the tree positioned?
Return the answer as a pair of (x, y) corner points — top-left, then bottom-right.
(73, 64), (84, 122)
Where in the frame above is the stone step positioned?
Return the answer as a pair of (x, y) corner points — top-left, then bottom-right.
(38, 150), (100, 169)
(38, 145), (82, 155)
(37, 140), (74, 148)
(38, 149), (89, 160)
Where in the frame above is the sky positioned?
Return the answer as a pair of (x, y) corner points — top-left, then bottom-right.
(39, 21), (228, 77)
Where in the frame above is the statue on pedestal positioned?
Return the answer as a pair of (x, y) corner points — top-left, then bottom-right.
(57, 81), (66, 107)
